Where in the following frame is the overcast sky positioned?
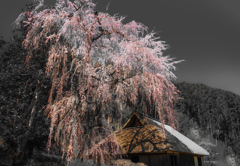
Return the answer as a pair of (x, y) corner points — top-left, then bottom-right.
(1, 0), (240, 96)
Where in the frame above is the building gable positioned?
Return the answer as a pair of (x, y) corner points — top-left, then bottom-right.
(123, 114), (142, 128)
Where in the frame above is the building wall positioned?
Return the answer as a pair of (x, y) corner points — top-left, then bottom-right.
(129, 153), (203, 166)
(148, 154), (170, 166)
(178, 154), (194, 166)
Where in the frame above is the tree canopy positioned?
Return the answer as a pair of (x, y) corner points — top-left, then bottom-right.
(14, 0), (182, 164)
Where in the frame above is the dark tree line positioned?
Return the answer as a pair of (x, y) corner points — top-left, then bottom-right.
(0, 32), (54, 165)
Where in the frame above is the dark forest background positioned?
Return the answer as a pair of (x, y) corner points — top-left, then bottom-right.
(175, 82), (240, 154)
(174, 82), (240, 165)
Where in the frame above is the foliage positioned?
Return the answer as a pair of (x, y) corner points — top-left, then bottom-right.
(174, 82), (240, 157)
(14, 0), (181, 164)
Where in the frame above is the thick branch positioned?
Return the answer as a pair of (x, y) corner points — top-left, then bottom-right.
(28, 89), (39, 128)
(91, 13), (111, 43)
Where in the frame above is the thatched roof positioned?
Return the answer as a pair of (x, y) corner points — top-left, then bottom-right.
(115, 112), (210, 156)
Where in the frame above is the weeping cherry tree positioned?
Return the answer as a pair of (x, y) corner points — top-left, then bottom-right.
(14, 0), (182, 164)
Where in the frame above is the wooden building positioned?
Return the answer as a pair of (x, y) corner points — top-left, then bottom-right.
(115, 112), (210, 166)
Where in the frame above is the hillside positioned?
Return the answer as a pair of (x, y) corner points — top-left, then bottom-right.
(1, 36), (239, 165)
(174, 82), (240, 165)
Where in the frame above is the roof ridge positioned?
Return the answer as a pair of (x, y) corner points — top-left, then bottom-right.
(132, 111), (171, 126)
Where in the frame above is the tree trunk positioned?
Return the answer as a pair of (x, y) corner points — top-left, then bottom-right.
(13, 89), (39, 166)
